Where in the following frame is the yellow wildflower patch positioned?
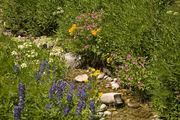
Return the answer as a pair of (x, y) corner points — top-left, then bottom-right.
(91, 28), (101, 36)
(68, 24), (77, 35)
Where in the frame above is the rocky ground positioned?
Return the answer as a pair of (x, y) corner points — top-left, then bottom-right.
(2, 32), (160, 120)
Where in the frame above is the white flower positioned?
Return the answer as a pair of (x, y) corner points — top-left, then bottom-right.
(11, 51), (18, 56)
(166, 10), (173, 14)
(18, 45), (25, 50)
(49, 58), (54, 63)
(21, 63), (27, 68)
(173, 12), (179, 16)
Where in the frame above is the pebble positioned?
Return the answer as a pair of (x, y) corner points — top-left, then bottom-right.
(99, 104), (107, 112)
(74, 74), (88, 82)
(106, 77), (113, 81)
(97, 73), (105, 79)
(111, 82), (120, 90)
(103, 111), (112, 116)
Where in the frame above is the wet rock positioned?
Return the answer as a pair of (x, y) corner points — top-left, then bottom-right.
(100, 93), (123, 105)
(74, 74), (88, 82)
(99, 104), (107, 112)
(103, 111), (112, 116)
(97, 73), (105, 79)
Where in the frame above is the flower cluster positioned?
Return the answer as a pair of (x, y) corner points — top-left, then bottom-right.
(116, 53), (151, 90)
(14, 83), (25, 120)
(68, 11), (103, 50)
(47, 80), (96, 117)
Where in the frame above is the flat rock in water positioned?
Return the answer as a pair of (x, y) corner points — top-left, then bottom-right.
(74, 74), (88, 82)
(100, 93), (123, 105)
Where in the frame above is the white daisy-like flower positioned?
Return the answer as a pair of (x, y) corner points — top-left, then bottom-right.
(21, 63), (27, 68)
(11, 51), (18, 56)
(18, 45), (25, 50)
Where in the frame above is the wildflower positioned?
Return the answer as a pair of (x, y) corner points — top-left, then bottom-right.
(76, 100), (84, 115)
(20, 63), (27, 68)
(49, 81), (56, 99)
(98, 92), (103, 97)
(68, 24), (77, 35)
(127, 54), (132, 60)
(91, 70), (101, 77)
(106, 57), (112, 64)
(173, 12), (179, 16)
(18, 83), (25, 109)
(11, 51), (18, 56)
(14, 106), (21, 120)
(166, 10), (173, 14)
(89, 67), (96, 72)
(57, 81), (67, 103)
(64, 105), (70, 116)
(89, 100), (95, 114)
(84, 79), (88, 83)
(18, 45), (25, 50)
(91, 28), (101, 36)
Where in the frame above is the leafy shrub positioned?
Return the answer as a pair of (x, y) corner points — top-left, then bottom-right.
(2, 0), (64, 36)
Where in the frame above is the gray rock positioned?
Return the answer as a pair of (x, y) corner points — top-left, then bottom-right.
(74, 74), (88, 82)
(111, 82), (120, 90)
(103, 111), (112, 116)
(103, 68), (111, 75)
(100, 93), (123, 105)
(97, 112), (104, 118)
(64, 53), (81, 68)
(99, 104), (107, 112)
(106, 77), (113, 82)
(97, 73), (105, 79)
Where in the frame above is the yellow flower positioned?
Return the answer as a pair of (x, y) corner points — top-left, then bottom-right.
(68, 24), (77, 35)
(89, 67), (96, 72)
(90, 70), (101, 77)
(106, 57), (112, 64)
(91, 28), (101, 36)
(84, 79), (88, 83)
(98, 92), (103, 97)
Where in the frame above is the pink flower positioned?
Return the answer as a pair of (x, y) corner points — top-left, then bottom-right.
(86, 25), (92, 30)
(84, 45), (90, 49)
(127, 54), (132, 60)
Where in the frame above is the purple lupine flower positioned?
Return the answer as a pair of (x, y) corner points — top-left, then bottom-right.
(63, 105), (70, 116)
(14, 106), (21, 120)
(18, 83), (25, 109)
(35, 60), (47, 80)
(49, 81), (56, 99)
(76, 100), (84, 115)
(77, 85), (86, 100)
(56, 81), (67, 103)
(89, 100), (95, 114)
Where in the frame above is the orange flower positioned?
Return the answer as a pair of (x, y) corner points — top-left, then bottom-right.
(68, 24), (77, 35)
(91, 28), (101, 36)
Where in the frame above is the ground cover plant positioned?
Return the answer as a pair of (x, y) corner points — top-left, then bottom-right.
(0, 0), (180, 119)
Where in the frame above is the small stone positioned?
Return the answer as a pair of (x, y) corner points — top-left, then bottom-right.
(111, 82), (120, 90)
(103, 111), (112, 116)
(126, 99), (140, 108)
(97, 112), (104, 118)
(99, 104), (107, 112)
(99, 118), (105, 120)
(103, 75), (108, 79)
(97, 73), (105, 79)
(74, 74), (88, 82)
(106, 77), (113, 82)
(100, 93), (123, 105)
